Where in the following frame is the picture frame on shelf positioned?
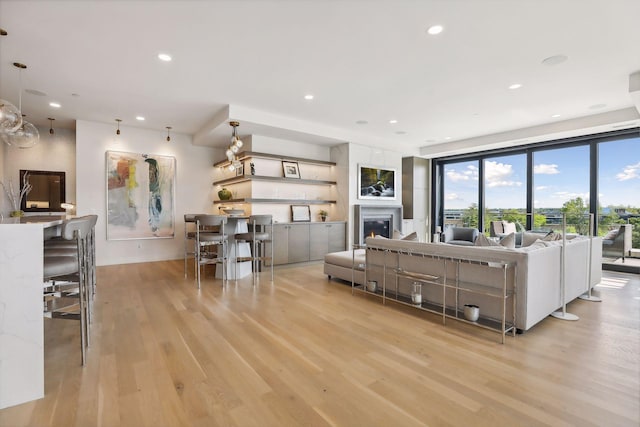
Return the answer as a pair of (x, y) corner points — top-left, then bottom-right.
(358, 164), (396, 200)
(291, 205), (311, 222)
(282, 161), (301, 179)
(235, 163), (244, 176)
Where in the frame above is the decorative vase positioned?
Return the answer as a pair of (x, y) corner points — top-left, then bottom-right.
(321, 216), (327, 222)
(218, 188), (232, 200)
(9, 210), (23, 217)
(366, 281), (377, 292)
(411, 282), (422, 305)
(464, 304), (480, 322)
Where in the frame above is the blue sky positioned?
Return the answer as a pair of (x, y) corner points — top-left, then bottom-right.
(444, 138), (640, 210)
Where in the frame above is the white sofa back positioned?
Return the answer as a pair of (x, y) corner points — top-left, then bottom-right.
(364, 236), (601, 331)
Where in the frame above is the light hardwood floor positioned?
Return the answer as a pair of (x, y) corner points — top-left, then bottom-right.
(1, 261), (638, 427)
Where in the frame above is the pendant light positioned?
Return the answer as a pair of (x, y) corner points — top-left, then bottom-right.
(115, 119), (122, 135)
(0, 99), (21, 134)
(226, 121), (243, 171)
(0, 29), (22, 133)
(166, 126), (172, 142)
(48, 118), (55, 135)
(2, 62), (39, 148)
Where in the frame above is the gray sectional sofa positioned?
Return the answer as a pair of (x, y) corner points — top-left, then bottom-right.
(324, 235), (602, 331)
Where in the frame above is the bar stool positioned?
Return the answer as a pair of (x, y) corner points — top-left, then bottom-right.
(234, 215), (274, 282)
(43, 216), (92, 365)
(195, 214), (228, 288)
(183, 214), (199, 278)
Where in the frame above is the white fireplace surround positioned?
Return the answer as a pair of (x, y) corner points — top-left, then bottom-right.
(354, 204), (403, 245)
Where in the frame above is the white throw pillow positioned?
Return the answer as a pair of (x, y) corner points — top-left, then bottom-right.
(401, 231), (418, 241)
(521, 231), (543, 247)
(499, 232), (516, 249)
(474, 233), (500, 247)
(392, 229), (404, 239)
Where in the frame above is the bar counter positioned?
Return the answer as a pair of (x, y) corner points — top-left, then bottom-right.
(0, 215), (65, 409)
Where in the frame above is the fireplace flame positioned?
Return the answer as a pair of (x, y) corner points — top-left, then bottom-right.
(370, 231), (375, 238)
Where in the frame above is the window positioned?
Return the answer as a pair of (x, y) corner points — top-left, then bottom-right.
(443, 160), (479, 228)
(483, 154), (526, 233)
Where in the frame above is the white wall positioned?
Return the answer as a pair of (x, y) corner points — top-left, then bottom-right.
(76, 120), (221, 266)
(1, 125), (76, 216)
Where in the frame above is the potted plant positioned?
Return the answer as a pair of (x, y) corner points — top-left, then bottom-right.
(319, 209), (328, 222)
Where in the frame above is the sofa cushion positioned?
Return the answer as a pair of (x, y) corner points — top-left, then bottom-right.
(499, 232), (516, 248)
(324, 249), (366, 270)
(522, 231), (544, 247)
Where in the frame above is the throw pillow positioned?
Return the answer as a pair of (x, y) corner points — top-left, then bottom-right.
(521, 231), (542, 247)
(543, 231), (562, 241)
(499, 232), (516, 249)
(401, 231), (418, 241)
(474, 233), (500, 247)
(603, 228), (619, 241)
(392, 229), (404, 239)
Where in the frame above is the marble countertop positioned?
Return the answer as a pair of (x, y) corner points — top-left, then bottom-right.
(0, 215), (66, 227)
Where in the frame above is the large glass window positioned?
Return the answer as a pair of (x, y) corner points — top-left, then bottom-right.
(483, 154), (526, 233)
(533, 145), (590, 234)
(443, 160), (479, 228)
(598, 137), (640, 249)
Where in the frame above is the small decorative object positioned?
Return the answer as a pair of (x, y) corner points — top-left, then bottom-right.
(1, 171), (32, 216)
(464, 304), (480, 322)
(218, 188), (232, 200)
(235, 163), (244, 176)
(367, 281), (377, 292)
(9, 210), (23, 217)
(319, 209), (328, 222)
(282, 161), (301, 178)
(411, 282), (422, 305)
(250, 162), (255, 175)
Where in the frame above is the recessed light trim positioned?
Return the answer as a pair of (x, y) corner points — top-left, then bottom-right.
(304, 94), (314, 100)
(444, 136), (452, 140)
(389, 119), (398, 124)
(508, 83), (522, 90)
(427, 25), (443, 35)
(355, 120), (368, 125)
(395, 131), (406, 135)
(49, 102), (61, 108)
(589, 103), (606, 110)
(136, 116), (145, 121)
(551, 114), (561, 118)
(158, 53), (172, 62)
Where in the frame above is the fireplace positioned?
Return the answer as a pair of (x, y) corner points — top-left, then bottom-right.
(363, 216), (391, 239)
(354, 204), (403, 245)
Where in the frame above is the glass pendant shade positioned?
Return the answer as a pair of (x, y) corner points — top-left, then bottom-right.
(235, 138), (243, 148)
(5, 120), (39, 149)
(0, 99), (22, 134)
(228, 163), (236, 172)
(230, 144), (239, 154)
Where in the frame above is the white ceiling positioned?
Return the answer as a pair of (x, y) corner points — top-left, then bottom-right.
(1, 0), (640, 157)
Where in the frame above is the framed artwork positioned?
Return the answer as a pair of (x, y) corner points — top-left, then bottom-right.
(358, 164), (396, 200)
(282, 161), (301, 178)
(235, 163), (244, 176)
(106, 150), (176, 240)
(291, 205), (311, 222)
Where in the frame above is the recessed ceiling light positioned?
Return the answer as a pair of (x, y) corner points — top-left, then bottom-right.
(508, 83), (522, 90)
(136, 116), (145, 121)
(389, 119), (398, 124)
(589, 103), (606, 110)
(444, 136), (452, 140)
(71, 93), (80, 97)
(427, 25), (443, 35)
(551, 114), (561, 118)
(158, 53), (172, 62)
(424, 139), (436, 143)
(49, 102), (61, 108)
(304, 94), (314, 100)
(542, 54), (568, 66)
(355, 120), (368, 125)
(395, 131), (406, 135)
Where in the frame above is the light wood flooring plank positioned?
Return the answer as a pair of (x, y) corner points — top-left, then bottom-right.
(0, 262), (638, 426)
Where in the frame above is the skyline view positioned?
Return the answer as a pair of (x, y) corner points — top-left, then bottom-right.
(444, 137), (640, 210)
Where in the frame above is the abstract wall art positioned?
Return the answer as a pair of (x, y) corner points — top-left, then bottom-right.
(106, 150), (176, 240)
